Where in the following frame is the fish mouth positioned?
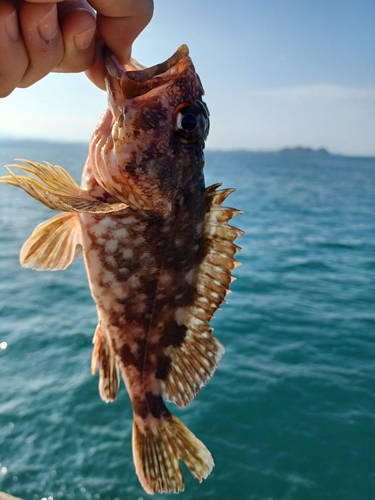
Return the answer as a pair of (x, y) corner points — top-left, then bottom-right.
(105, 45), (190, 99)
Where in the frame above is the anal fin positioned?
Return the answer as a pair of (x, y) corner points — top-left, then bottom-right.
(162, 327), (224, 408)
(20, 212), (82, 270)
(91, 323), (119, 403)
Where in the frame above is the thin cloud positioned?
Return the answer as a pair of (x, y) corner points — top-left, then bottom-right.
(250, 85), (375, 101)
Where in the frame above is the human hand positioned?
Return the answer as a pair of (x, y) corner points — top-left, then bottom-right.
(0, 0), (153, 97)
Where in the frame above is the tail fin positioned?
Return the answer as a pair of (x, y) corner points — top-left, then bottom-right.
(132, 413), (213, 494)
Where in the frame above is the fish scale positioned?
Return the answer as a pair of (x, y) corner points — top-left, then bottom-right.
(0, 45), (243, 494)
(80, 198), (205, 389)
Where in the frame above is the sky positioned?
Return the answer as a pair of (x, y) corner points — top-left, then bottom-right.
(0, 0), (374, 156)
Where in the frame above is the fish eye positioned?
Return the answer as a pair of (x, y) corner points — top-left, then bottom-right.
(173, 103), (209, 144)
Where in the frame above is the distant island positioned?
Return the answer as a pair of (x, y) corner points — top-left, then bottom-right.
(278, 146), (331, 156)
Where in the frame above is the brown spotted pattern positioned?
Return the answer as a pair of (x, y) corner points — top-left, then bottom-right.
(78, 48), (216, 428)
(80, 177), (206, 419)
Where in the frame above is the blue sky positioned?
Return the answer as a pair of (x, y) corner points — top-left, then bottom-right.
(1, 0), (374, 155)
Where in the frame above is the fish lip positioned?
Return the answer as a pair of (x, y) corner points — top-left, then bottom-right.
(105, 49), (126, 79)
(125, 44), (189, 82)
(105, 45), (190, 99)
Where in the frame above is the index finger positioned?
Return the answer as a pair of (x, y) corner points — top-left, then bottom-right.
(89, 0), (153, 64)
(87, 0), (153, 19)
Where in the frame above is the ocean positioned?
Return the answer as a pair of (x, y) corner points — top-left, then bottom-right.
(0, 141), (374, 500)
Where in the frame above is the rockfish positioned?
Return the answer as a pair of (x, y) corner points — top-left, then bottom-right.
(0, 45), (243, 494)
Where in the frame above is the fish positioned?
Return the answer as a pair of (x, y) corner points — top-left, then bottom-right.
(0, 45), (243, 494)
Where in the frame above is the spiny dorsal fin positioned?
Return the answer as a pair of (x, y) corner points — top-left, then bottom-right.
(0, 160), (128, 213)
(20, 212), (82, 271)
(133, 412), (213, 494)
(91, 323), (120, 403)
(162, 184), (244, 407)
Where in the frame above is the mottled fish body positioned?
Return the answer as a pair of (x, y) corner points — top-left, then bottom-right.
(0, 46), (243, 494)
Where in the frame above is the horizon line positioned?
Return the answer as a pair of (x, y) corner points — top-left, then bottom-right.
(0, 136), (374, 159)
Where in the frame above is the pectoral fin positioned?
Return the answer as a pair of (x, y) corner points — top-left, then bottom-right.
(0, 160), (128, 213)
(21, 212), (82, 271)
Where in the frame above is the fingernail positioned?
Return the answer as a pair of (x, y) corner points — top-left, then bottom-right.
(38, 4), (58, 43)
(5, 11), (19, 42)
(74, 26), (96, 51)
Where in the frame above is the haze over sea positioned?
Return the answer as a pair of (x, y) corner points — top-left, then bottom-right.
(0, 141), (374, 500)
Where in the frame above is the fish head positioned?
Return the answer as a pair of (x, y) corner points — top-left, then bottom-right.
(91, 45), (209, 216)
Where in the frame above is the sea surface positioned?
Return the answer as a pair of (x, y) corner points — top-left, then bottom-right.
(0, 141), (374, 500)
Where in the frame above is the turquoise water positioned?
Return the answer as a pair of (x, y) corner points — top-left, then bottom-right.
(0, 141), (374, 500)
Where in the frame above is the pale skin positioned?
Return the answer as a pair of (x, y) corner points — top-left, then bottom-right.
(0, 0), (153, 97)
